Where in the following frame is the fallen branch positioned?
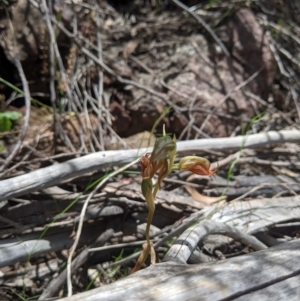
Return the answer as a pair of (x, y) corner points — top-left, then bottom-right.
(0, 130), (299, 201)
(56, 239), (300, 301)
(0, 222), (106, 268)
(163, 220), (267, 264)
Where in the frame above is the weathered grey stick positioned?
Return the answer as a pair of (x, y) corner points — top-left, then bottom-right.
(0, 222), (105, 268)
(0, 130), (299, 201)
(38, 229), (114, 300)
(163, 220), (267, 264)
(56, 239), (300, 301)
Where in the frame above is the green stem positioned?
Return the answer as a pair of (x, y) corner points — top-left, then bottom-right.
(145, 202), (155, 245)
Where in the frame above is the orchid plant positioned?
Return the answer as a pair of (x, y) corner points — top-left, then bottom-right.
(131, 128), (217, 273)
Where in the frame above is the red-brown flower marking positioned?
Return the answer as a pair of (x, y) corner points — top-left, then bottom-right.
(178, 156), (217, 176)
(140, 153), (154, 179)
(140, 136), (176, 180)
(140, 153), (166, 178)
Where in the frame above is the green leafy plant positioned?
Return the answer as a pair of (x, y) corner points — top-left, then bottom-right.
(131, 127), (217, 273)
(0, 111), (22, 132)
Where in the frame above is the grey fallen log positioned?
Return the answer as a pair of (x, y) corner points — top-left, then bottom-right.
(57, 239), (300, 301)
(0, 130), (299, 201)
(209, 195), (300, 234)
(205, 175), (300, 199)
(0, 223), (105, 268)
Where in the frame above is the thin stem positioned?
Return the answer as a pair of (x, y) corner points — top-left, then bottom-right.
(145, 203), (155, 245)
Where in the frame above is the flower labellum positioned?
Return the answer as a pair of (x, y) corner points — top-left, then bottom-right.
(177, 156), (217, 176)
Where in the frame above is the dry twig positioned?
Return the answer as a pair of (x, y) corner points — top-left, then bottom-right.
(0, 57), (31, 173)
(163, 220), (267, 263)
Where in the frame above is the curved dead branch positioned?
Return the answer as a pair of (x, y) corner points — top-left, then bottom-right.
(163, 220), (267, 264)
